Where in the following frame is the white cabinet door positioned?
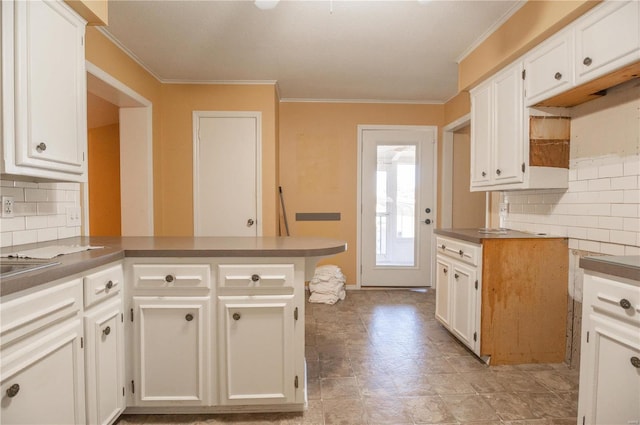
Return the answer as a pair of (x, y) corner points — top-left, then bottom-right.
(470, 80), (492, 188)
(132, 297), (209, 406)
(1, 0), (87, 181)
(524, 29), (574, 106)
(218, 295), (296, 405)
(579, 314), (640, 425)
(575, 0), (640, 85)
(450, 263), (478, 351)
(435, 257), (452, 327)
(492, 62), (524, 186)
(85, 298), (125, 425)
(0, 320), (85, 424)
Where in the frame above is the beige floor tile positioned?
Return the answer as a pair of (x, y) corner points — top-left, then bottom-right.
(481, 392), (541, 421)
(391, 374), (439, 397)
(427, 373), (476, 395)
(322, 398), (367, 425)
(404, 395), (457, 424)
(362, 396), (414, 424)
(355, 373), (398, 397)
(440, 394), (500, 422)
(320, 377), (359, 399)
(528, 370), (579, 392)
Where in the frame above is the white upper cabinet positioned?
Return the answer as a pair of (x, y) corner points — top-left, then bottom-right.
(575, 0), (640, 85)
(470, 61), (526, 191)
(524, 29), (575, 106)
(1, 0), (88, 181)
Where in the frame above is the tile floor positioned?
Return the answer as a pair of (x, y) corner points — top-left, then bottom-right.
(116, 289), (580, 425)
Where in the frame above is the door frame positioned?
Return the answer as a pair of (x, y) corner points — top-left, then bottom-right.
(192, 111), (263, 237)
(84, 61), (154, 236)
(356, 125), (438, 289)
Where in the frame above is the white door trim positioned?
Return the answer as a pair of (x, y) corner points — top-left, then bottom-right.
(356, 124), (438, 289)
(192, 111), (263, 237)
(84, 61), (154, 236)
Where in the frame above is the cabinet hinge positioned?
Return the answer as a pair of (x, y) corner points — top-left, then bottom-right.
(582, 416), (585, 425)
(475, 280), (478, 290)
(122, 387), (125, 397)
(294, 307), (298, 321)
(80, 337), (84, 348)
(131, 380), (135, 394)
(294, 375), (299, 389)
(473, 332), (477, 342)
(522, 162), (525, 173)
(130, 308), (134, 322)
(522, 69), (526, 80)
(586, 331), (589, 343)
(121, 313), (124, 323)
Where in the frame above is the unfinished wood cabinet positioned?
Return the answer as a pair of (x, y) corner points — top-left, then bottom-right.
(435, 232), (568, 365)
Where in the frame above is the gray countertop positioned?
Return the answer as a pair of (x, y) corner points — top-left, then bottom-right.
(0, 236), (347, 297)
(580, 255), (640, 282)
(434, 228), (566, 244)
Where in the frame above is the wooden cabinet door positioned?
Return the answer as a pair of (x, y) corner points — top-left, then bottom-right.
(434, 257), (452, 327)
(470, 80), (492, 188)
(85, 298), (125, 425)
(0, 320), (85, 424)
(492, 62), (524, 186)
(4, 0), (87, 180)
(575, 1), (640, 85)
(579, 313), (640, 425)
(450, 263), (478, 352)
(218, 295), (296, 405)
(132, 297), (209, 406)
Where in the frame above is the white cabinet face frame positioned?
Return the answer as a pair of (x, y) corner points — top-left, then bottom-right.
(132, 297), (210, 406)
(1, 0), (88, 181)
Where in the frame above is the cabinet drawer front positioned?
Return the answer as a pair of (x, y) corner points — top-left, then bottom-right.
(218, 264), (295, 288)
(0, 278), (82, 347)
(83, 263), (123, 308)
(585, 274), (640, 326)
(132, 264), (211, 290)
(436, 237), (481, 266)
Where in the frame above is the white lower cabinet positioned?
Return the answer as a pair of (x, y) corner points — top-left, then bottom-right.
(0, 278), (86, 424)
(218, 295), (296, 405)
(131, 296), (210, 406)
(578, 271), (640, 425)
(449, 262), (478, 350)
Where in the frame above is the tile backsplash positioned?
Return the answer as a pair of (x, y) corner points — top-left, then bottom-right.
(0, 180), (82, 248)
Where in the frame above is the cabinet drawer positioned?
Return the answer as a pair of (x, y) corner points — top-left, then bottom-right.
(584, 274), (640, 326)
(131, 264), (211, 290)
(0, 278), (82, 347)
(83, 263), (123, 308)
(436, 237), (481, 266)
(218, 264), (295, 288)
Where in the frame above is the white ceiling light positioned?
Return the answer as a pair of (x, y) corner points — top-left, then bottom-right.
(254, 0), (279, 10)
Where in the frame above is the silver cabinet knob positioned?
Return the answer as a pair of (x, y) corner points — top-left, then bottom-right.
(103, 326), (111, 336)
(583, 57), (592, 66)
(251, 274), (260, 282)
(631, 357), (640, 368)
(247, 218), (255, 227)
(554, 72), (562, 80)
(36, 142), (47, 153)
(441, 244), (446, 250)
(105, 280), (114, 290)
(185, 313), (194, 322)
(443, 268), (448, 274)
(233, 312), (241, 321)
(454, 273), (459, 279)
(165, 274), (174, 283)
(481, 171), (486, 177)
(6, 384), (19, 398)
(496, 169), (502, 176)
(459, 250), (464, 257)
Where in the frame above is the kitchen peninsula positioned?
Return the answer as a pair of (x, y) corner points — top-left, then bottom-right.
(0, 236), (346, 424)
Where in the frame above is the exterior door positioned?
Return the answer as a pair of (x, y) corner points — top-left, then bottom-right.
(360, 126), (436, 287)
(193, 112), (261, 236)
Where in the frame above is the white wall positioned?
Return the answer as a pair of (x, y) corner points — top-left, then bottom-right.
(0, 180), (82, 247)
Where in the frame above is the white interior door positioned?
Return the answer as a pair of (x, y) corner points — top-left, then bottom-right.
(360, 126), (436, 287)
(194, 112), (261, 236)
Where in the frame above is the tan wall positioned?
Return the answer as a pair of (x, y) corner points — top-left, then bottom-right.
(65, 0), (108, 25)
(159, 83), (279, 236)
(444, 91), (470, 125)
(279, 102), (444, 285)
(451, 126), (485, 228)
(88, 123), (121, 235)
(459, 0), (599, 91)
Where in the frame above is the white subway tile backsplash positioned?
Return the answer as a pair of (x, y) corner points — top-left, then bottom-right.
(598, 190), (624, 203)
(588, 178), (611, 192)
(626, 245), (640, 255)
(609, 230), (637, 246)
(579, 240), (601, 252)
(598, 163), (624, 178)
(577, 166), (599, 181)
(623, 158), (640, 176)
(624, 189), (640, 203)
(1, 180), (81, 247)
(598, 216), (624, 230)
(587, 228), (609, 242)
(611, 175), (638, 190)
(567, 227), (588, 239)
(623, 217), (640, 232)
(568, 180), (589, 192)
(611, 204), (639, 218)
(600, 243), (626, 256)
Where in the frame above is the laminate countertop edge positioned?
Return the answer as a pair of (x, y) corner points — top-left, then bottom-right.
(434, 228), (567, 244)
(580, 255), (640, 282)
(0, 236), (347, 297)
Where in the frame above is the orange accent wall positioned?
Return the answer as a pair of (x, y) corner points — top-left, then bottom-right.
(159, 83), (279, 236)
(88, 123), (121, 235)
(458, 0), (599, 91)
(444, 91), (470, 125)
(279, 102), (444, 285)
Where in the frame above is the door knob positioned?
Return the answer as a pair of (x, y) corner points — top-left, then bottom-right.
(247, 218), (255, 227)
(425, 208), (431, 214)
(425, 219), (431, 224)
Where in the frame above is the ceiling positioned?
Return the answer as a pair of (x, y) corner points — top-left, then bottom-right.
(102, 0), (522, 103)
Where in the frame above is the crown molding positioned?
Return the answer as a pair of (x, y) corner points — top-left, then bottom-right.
(279, 98), (443, 105)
